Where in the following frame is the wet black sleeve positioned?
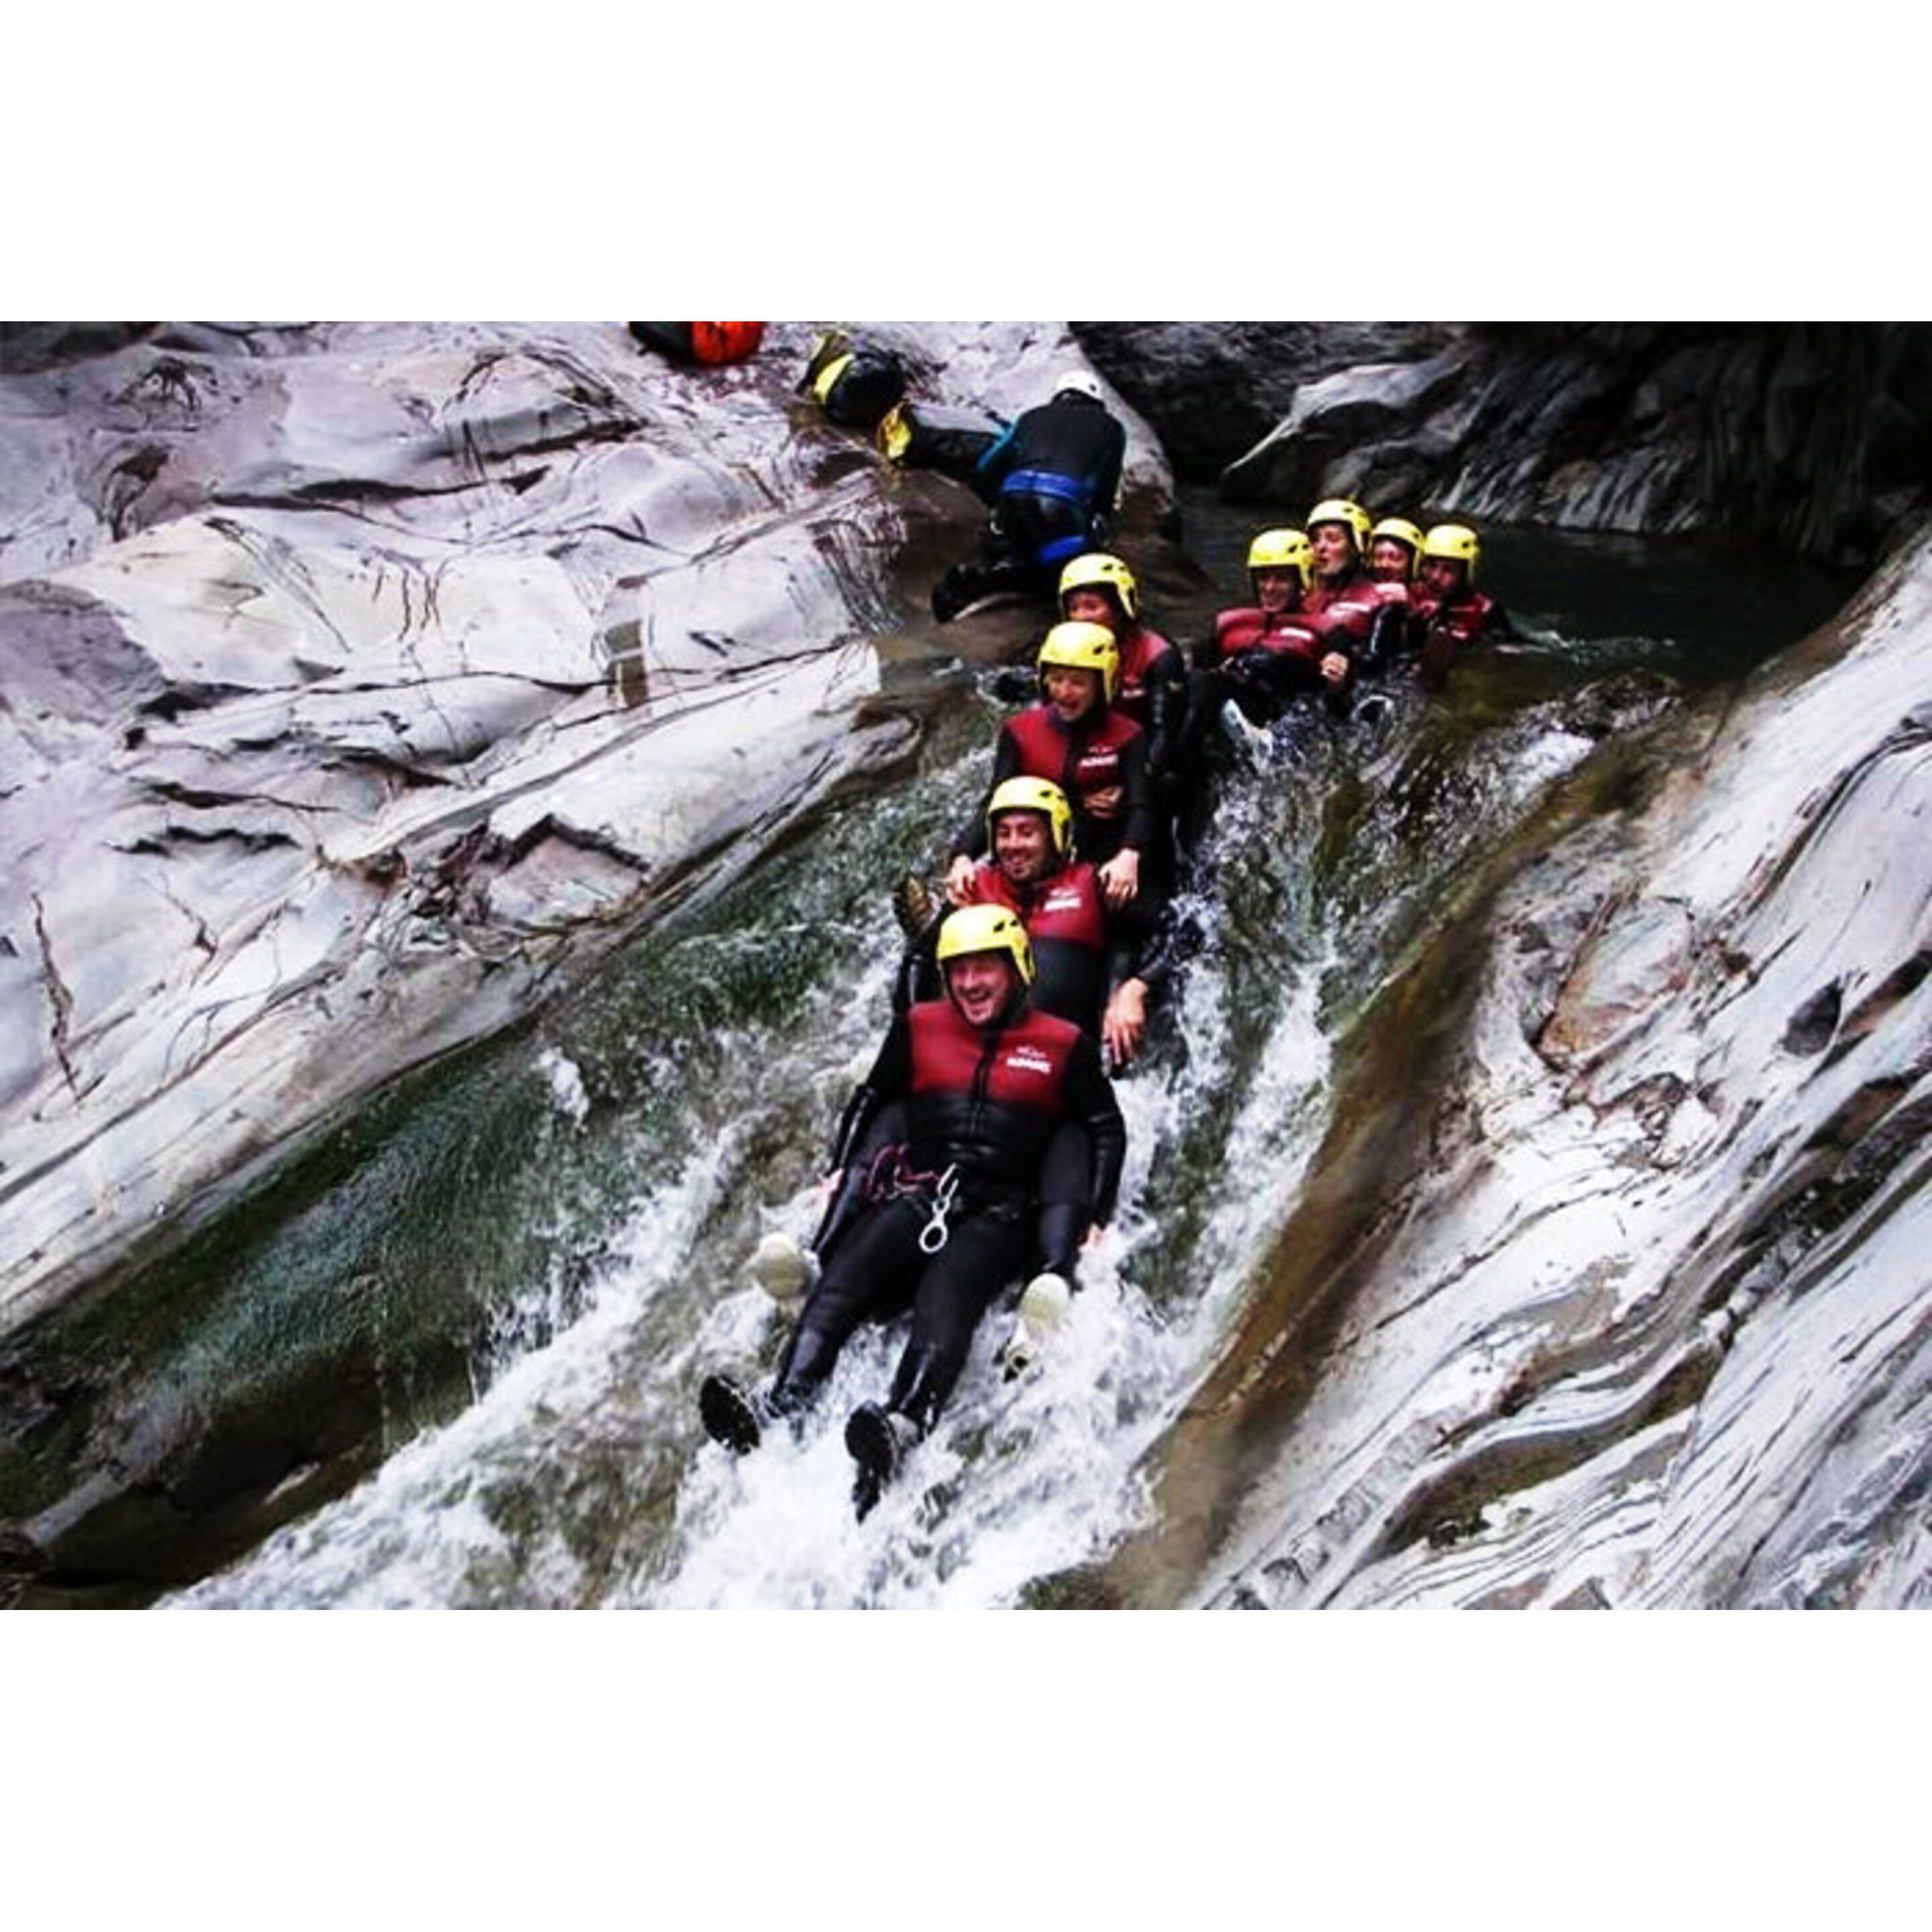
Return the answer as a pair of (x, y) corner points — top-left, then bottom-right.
(1062, 1032), (1126, 1225)
(971, 420), (1021, 503)
(891, 913), (945, 1018)
(828, 1013), (914, 1173)
(1139, 647), (1188, 785)
(1093, 419), (1126, 518)
(1116, 733), (1155, 857)
(1106, 888), (1179, 1000)
(1358, 601), (1415, 675)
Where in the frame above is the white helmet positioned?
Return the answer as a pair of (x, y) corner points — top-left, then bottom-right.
(1054, 369), (1104, 402)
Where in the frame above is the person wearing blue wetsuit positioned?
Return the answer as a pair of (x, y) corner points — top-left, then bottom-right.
(931, 372), (1127, 623)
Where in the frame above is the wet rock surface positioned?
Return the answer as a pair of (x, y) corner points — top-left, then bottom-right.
(1080, 528), (1932, 1608)
(1081, 322), (1932, 565)
(1071, 322), (1455, 484)
(0, 321), (1169, 1336)
(0, 321), (1179, 1592)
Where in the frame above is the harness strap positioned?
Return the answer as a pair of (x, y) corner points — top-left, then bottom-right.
(1000, 468), (1093, 508)
(1034, 531), (1091, 566)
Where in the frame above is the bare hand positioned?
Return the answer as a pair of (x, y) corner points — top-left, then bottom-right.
(1097, 847), (1140, 908)
(945, 854), (979, 905)
(1320, 652), (1350, 687)
(1103, 978), (1148, 1067)
(1085, 784), (1123, 822)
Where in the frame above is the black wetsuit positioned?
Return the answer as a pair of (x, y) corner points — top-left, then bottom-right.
(932, 392), (1127, 621)
(770, 993), (1125, 1434)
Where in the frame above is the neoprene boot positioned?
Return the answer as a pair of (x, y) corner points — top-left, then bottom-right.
(885, 1342), (965, 1438)
(845, 1403), (923, 1520)
(698, 1374), (771, 1454)
(765, 1317), (852, 1419)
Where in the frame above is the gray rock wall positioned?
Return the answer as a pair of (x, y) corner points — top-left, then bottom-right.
(0, 321), (1168, 1338)
(1083, 525), (1932, 1608)
(1077, 321), (1932, 566)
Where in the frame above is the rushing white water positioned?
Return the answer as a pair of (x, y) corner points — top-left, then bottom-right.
(165, 727), (1395, 1607)
(162, 636), (1667, 1611)
(166, 926), (1338, 1608)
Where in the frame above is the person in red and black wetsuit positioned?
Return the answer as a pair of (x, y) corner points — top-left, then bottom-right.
(945, 621), (1150, 911)
(1057, 553), (1186, 792)
(902, 777), (1169, 1069)
(698, 904), (1126, 1511)
(1348, 515), (1427, 674)
(1176, 527), (1333, 773)
(1057, 551), (1187, 900)
(1410, 523), (1515, 684)
(1295, 498), (1392, 684)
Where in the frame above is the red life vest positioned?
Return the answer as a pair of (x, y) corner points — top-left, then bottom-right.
(1114, 623), (1177, 725)
(1299, 573), (1382, 645)
(907, 999), (1080, 1114)
(963, 861), (1108, 951)
(1413, 586), (1501, 647)
(1003, 704), (1142, 812)
(1212, 606), (1324, 667)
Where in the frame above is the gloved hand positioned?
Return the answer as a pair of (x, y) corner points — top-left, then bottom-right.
(1000, 1272), (1074, 1379)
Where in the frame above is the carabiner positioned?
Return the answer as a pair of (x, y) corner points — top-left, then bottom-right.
(918, 1165), (961, 1255)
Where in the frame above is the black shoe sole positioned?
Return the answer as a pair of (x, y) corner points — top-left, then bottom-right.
(699, 1375), (763, 1454)
(843, 1403), (900, 1483)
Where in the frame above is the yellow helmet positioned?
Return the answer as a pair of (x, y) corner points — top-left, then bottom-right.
(1246, 527), (1312, 590)
(1307, 498), (1373, 554)
(875, 401), (914, 464)
(800, 327), (852, 390)
(1057, 552), (1139, 624)
(987, 776), (1074, 860)
(1037, 620), (1120, 704)
(810, 351), (857, 408)
(1421, 523), (1481, 585)
(935, 904), (1036, 986)
(1368, 517), (1426, 576)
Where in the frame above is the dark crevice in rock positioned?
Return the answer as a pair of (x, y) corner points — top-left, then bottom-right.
(138, 683), (254, 721)
(30, 895), (79, 1098)
(1829, 949), (1932, 1063)
(1713, 1101), (1932, 1323)
(1782, 980), (1843, 1056)
(207, 466), (552, 513)
(142, 778), (264, 810)
(1373, 1340), (1720, 1572)
(114, 826), (301, 858)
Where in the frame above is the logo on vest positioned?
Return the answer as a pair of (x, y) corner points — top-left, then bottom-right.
(1004, 1045), (1056, 1079)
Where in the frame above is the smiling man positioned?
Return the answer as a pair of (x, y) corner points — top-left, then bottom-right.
(699, 904), (1126, 1513)
(926, 777), (1167, 1069)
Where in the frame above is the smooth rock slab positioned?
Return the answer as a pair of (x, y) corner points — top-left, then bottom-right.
(0, 321), (1169, 1334)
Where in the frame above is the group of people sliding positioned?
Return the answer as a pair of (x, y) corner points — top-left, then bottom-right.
(699, 375), (1510, 1517)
